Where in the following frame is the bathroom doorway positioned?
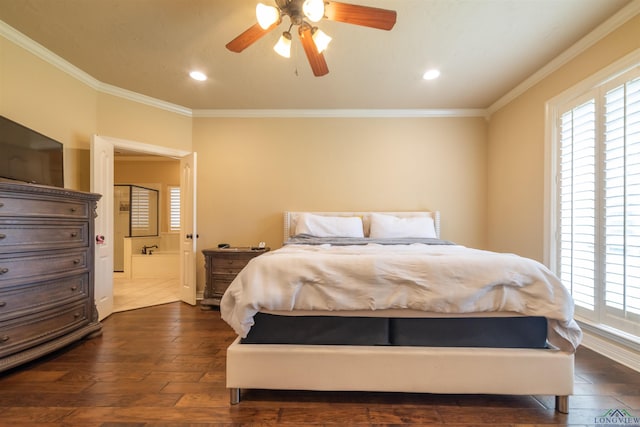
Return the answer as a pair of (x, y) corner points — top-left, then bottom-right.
(113, 150), (181, 312)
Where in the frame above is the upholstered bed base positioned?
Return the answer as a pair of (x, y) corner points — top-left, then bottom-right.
(226, 337), (574, 413)
(226, 211), (575, 413)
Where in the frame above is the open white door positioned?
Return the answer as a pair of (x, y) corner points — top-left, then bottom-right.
(180, 152), (197, 305)
(90, 135), (114, 320)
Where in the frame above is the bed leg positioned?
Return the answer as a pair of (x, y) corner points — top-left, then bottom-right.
(555, 395), (569, 414)
(230, 388), (240, 405)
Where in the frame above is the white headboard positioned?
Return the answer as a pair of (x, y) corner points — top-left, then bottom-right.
(283, 211), (441, 242)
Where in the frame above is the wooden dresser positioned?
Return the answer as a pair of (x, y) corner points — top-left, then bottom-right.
(201, 247), (269, 309)
(0, 182), (102, 373)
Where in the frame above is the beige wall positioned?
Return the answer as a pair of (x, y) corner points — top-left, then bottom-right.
(0, 36), (97, 190)
(0, 34), (192, 192)
(193, 117), (488, 256)
(487, 15), (640, 262)
(97, 93), (192, 153)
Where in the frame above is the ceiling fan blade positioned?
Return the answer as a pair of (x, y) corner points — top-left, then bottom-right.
(325, 2), (396, 30)
(299, 26), (329, 77)
(226, 22), (278, 53)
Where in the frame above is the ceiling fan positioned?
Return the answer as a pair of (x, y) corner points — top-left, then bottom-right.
(225, 0), (397, 77)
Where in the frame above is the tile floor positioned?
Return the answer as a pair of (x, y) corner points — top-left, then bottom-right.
(112, 277), (180, 312)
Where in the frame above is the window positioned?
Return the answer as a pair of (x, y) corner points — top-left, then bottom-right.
(131, 185), (150, 231)
(552, 62), (640, 339)
(169, 186), (181, 231)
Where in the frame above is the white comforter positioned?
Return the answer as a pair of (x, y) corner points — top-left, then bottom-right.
(220, 243), (583, 352)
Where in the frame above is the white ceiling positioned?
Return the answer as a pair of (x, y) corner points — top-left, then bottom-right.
(0, 0), (634, 111)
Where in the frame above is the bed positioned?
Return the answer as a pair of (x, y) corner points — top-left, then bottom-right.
(221, 211), (582, 413)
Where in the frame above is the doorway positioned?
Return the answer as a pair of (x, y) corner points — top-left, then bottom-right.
(91, 135), (197, 321)
(113, 150), (181, 312)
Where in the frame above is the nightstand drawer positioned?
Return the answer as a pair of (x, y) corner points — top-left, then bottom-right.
(211, 257), (252, 274)
(0, 196), (89, 219)
(0, 249), (89, 288)
(0, 273), (89, 321)
(0, 222), (89, 253)
(0, 301), (90, 358)
(211, 274), (236, 294)
(201, 247), (269, 308)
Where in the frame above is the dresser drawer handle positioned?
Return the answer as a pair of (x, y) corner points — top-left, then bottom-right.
(70, 232), (78, 238)
(74, 312), (81, 319)
(70, 207), (77, 213)
(73, 259), (80, 265)
(0, 335), (9, 343)
(0, 301), (6, 307)
(0, 203), (3, 208)
(0, 268), (8, 275)
(0, 234), (5, 239)
(70, 285), (78, 291)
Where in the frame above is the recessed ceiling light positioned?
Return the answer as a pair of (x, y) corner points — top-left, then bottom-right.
(189, 71), (207, 81)
(422, 69), (440, 80)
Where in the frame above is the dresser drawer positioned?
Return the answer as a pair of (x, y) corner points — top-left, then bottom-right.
(0, 301), (90, 358)
(0, 222), (88, 254)
(0, 195), (89, 219)
(0, 249), (89, 288)
(0, 273), (89, 321)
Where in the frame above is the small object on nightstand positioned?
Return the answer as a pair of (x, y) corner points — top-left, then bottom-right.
(218, 243), (230, 249)
(201, 246), (270, 310)
(251, 241), (266, 250)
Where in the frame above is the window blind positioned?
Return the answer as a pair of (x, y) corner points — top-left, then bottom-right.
(556, 67), (640, 337)
(131, 186), (150, 231)
(169, 186), (181, 231)
(559, 99), (596, 312)
(604, 76), (640, 322)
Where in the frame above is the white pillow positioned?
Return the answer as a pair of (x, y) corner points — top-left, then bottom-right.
(295, 213), (364, 238)
(368, 213), (437, 239)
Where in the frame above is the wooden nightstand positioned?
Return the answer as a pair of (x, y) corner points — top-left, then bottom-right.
(201, 247), (269, 309)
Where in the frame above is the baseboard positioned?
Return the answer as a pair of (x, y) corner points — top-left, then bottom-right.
(580, 330), (640, 373)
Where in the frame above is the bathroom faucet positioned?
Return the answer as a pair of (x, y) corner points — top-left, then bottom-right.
(141, 244), (158, 255)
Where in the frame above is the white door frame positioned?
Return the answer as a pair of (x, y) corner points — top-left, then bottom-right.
(91, 135), (194, 320)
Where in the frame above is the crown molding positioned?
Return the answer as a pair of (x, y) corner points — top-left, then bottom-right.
(5, 0), (638, 122)
(0, 20), (99, 89)
(487, 0), (640, 116)
(0, 20), (192, 117)
(0, 19), (486, 120)
(191, 109), (488, 119)
(95, 81), (192, 117)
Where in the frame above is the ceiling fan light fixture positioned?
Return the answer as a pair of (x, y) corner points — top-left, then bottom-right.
(274, 31), (292, 58)
(256, 3), (280, 29)
(303, 0), (325, 22)
(312, 28), (331, 53)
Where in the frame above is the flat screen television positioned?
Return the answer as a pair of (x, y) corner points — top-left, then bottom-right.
(0, 115), (64, 188)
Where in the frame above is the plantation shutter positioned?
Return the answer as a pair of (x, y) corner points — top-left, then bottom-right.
(131, 186), (150, 232)
(169, 186), (181, 231)
(559, 98), (597, 313)
(604, 75), (640, 322)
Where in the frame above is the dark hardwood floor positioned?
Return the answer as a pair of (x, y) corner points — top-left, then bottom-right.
(0, 302), (639, 426)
